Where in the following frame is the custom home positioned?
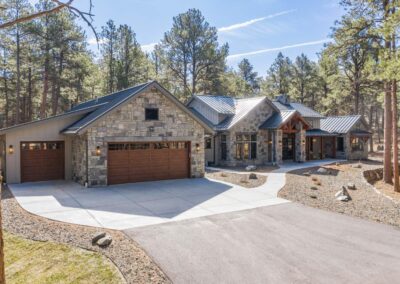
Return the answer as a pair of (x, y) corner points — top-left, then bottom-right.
(187, 94), (371, 166)
(0, 81), (212, 185)
(0, 81), (370, 185)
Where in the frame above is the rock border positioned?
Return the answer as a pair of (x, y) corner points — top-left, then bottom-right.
(1, 185), (170, 284)
(362, 168), (400, 205)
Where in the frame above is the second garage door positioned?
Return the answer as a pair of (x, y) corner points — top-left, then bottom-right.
(108, 142), (190, 185)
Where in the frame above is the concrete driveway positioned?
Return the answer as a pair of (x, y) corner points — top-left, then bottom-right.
(126, 202), (400, 284)
(8, 178), (288, 230)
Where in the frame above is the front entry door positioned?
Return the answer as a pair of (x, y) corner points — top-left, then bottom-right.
(282, 133), (295, 161)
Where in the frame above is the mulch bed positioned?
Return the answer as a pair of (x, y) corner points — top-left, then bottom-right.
(278, 161), (400, 228)
(1, 186), (170, 284)
(206, 171), (267, 188)
(372, 180), (400, 203)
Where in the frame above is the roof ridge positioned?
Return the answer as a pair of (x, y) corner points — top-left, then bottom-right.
(323, 115), (361, 118)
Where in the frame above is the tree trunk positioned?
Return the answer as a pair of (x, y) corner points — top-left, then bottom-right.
(369, 105), (374, 152)
(376, 107), (381, 143)
(392, 80), (399, 192)
(15, 26), (21, 124)
(383, 0), (393, 183)
(41, 44), (50, 119)
(27, 66), (32, 121)
(384, 81), (393, 183)
(0, 177), (5, 284)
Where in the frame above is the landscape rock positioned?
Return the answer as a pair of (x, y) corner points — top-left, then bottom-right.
(249, 173), (258, 180)
(246, 165), (257, 171)
(317, 168), (328, 174)
(97, 235), (112, 247)
(353, 164), (362, 169)
(92, 232), (106, 244)
(310, 186), (318, 191)
(335, 186), (352, 201)
(309, 194), (317, 199)
(347, 183), (356, 190)
(336, 195), (350, 202)
(303, 172), (311, 177)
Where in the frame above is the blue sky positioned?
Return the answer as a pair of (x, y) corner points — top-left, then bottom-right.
(74, 0), (344, 76)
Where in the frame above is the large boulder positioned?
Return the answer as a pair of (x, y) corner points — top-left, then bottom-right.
(97, 235), (112, 247)
(335, 186), (352, 202)
(92, 232), (106, 244)
(347, 183), (356, 190)
(317, 168), (328, 174)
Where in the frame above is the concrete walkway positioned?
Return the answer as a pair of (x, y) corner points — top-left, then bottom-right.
(9, 160), (339, 230)
(208, 159), (343, 197)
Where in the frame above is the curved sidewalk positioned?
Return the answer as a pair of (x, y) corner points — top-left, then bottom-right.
(207, 159), (344, 197)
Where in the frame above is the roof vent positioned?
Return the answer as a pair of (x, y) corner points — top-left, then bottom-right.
(276, 94), (290, 105)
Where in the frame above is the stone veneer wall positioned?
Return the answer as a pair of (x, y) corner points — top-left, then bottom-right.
(82, 87), (205, 186)
(345, 133), (369, 160)
(295, 124), (306, 162)
(71, 133), (87, 185)
(275, 130), (283, 164)
(218, 100), (274, 167)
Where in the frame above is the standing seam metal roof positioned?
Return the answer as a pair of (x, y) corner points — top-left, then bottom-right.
(320, 115), (362, 134)
(272, 101), (325, 118)
(259, 110), (296, 129)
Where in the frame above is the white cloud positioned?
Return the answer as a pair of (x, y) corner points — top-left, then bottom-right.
(218, 9), (296, 33)
(227, 39), (333, 60)
(141, 42), (157, 53)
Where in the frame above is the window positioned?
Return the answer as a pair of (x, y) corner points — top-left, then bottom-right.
(235, 134), (257, 160)
(205, 137), (212, 149)
(220, 135), (227, 160)
(351, 137), (364, 152)
(145, 108), (159, 120)
(337, 137), (344, 151)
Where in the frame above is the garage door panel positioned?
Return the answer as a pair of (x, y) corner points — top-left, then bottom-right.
(108, 142), (189, 185)
(21, 141), (64, 183)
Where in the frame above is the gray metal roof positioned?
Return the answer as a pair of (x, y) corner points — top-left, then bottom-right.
(62, 82), (152, 134)
(194, 95), (236, 114)
(215, 97), (266, 130)
(306, 129), (337, 137)
(62, 81), (215, 134)
(259, 110), (296, 129)
(272, 101), (325, 118)
(320, 115), (362, 134)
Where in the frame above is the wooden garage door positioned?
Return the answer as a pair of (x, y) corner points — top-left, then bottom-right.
(108, 142), (190, 185)
(21, 141), (65, 182)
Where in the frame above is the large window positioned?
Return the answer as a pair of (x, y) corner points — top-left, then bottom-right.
(235, 134), (257, 160)
(220, 135), (227, 160)
(351, 137), (364, 152)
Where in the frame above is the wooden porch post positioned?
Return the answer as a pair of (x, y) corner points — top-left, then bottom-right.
(333, 137), (336, 158)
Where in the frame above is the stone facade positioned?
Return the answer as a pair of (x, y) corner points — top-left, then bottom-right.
(71, 133), (87, 185)
(295, 125), (306, 162)
(217, 100), (275, 167)
(274, 130), (283, 164)
(72, 87), (205, 186)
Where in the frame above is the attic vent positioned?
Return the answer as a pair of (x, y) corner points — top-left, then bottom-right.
(276, 94), (290, 105)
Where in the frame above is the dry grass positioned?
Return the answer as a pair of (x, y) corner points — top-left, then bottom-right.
(4, 231), (124, 284)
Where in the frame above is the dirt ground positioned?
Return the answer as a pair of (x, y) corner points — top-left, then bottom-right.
(278, 161), (400, 228)
(206, 170), (267, 188)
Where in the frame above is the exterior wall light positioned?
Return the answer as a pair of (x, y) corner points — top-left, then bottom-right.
(268, 140), (273, 145)
(195, 143), (200, 152)
(302, 140), (306, 145)
(312, 138), (317, 143)
(95, 146), (101, 156)
(8, 145), (14, 154)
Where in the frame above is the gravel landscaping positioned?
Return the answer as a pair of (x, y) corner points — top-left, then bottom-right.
(211, 165), (279, 173)
(1, 185), (170, 284)
(206, 170), (267, 188)
(278, 161), (400, 228)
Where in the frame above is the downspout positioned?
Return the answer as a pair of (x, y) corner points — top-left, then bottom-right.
(213, 134), (216, 165)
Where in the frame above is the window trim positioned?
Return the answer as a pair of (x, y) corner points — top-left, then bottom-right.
(205, 137), (212, 149)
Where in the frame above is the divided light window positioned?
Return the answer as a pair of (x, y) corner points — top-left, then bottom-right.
(235, 134), (257, 160)
(145, 108), (159, 120)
